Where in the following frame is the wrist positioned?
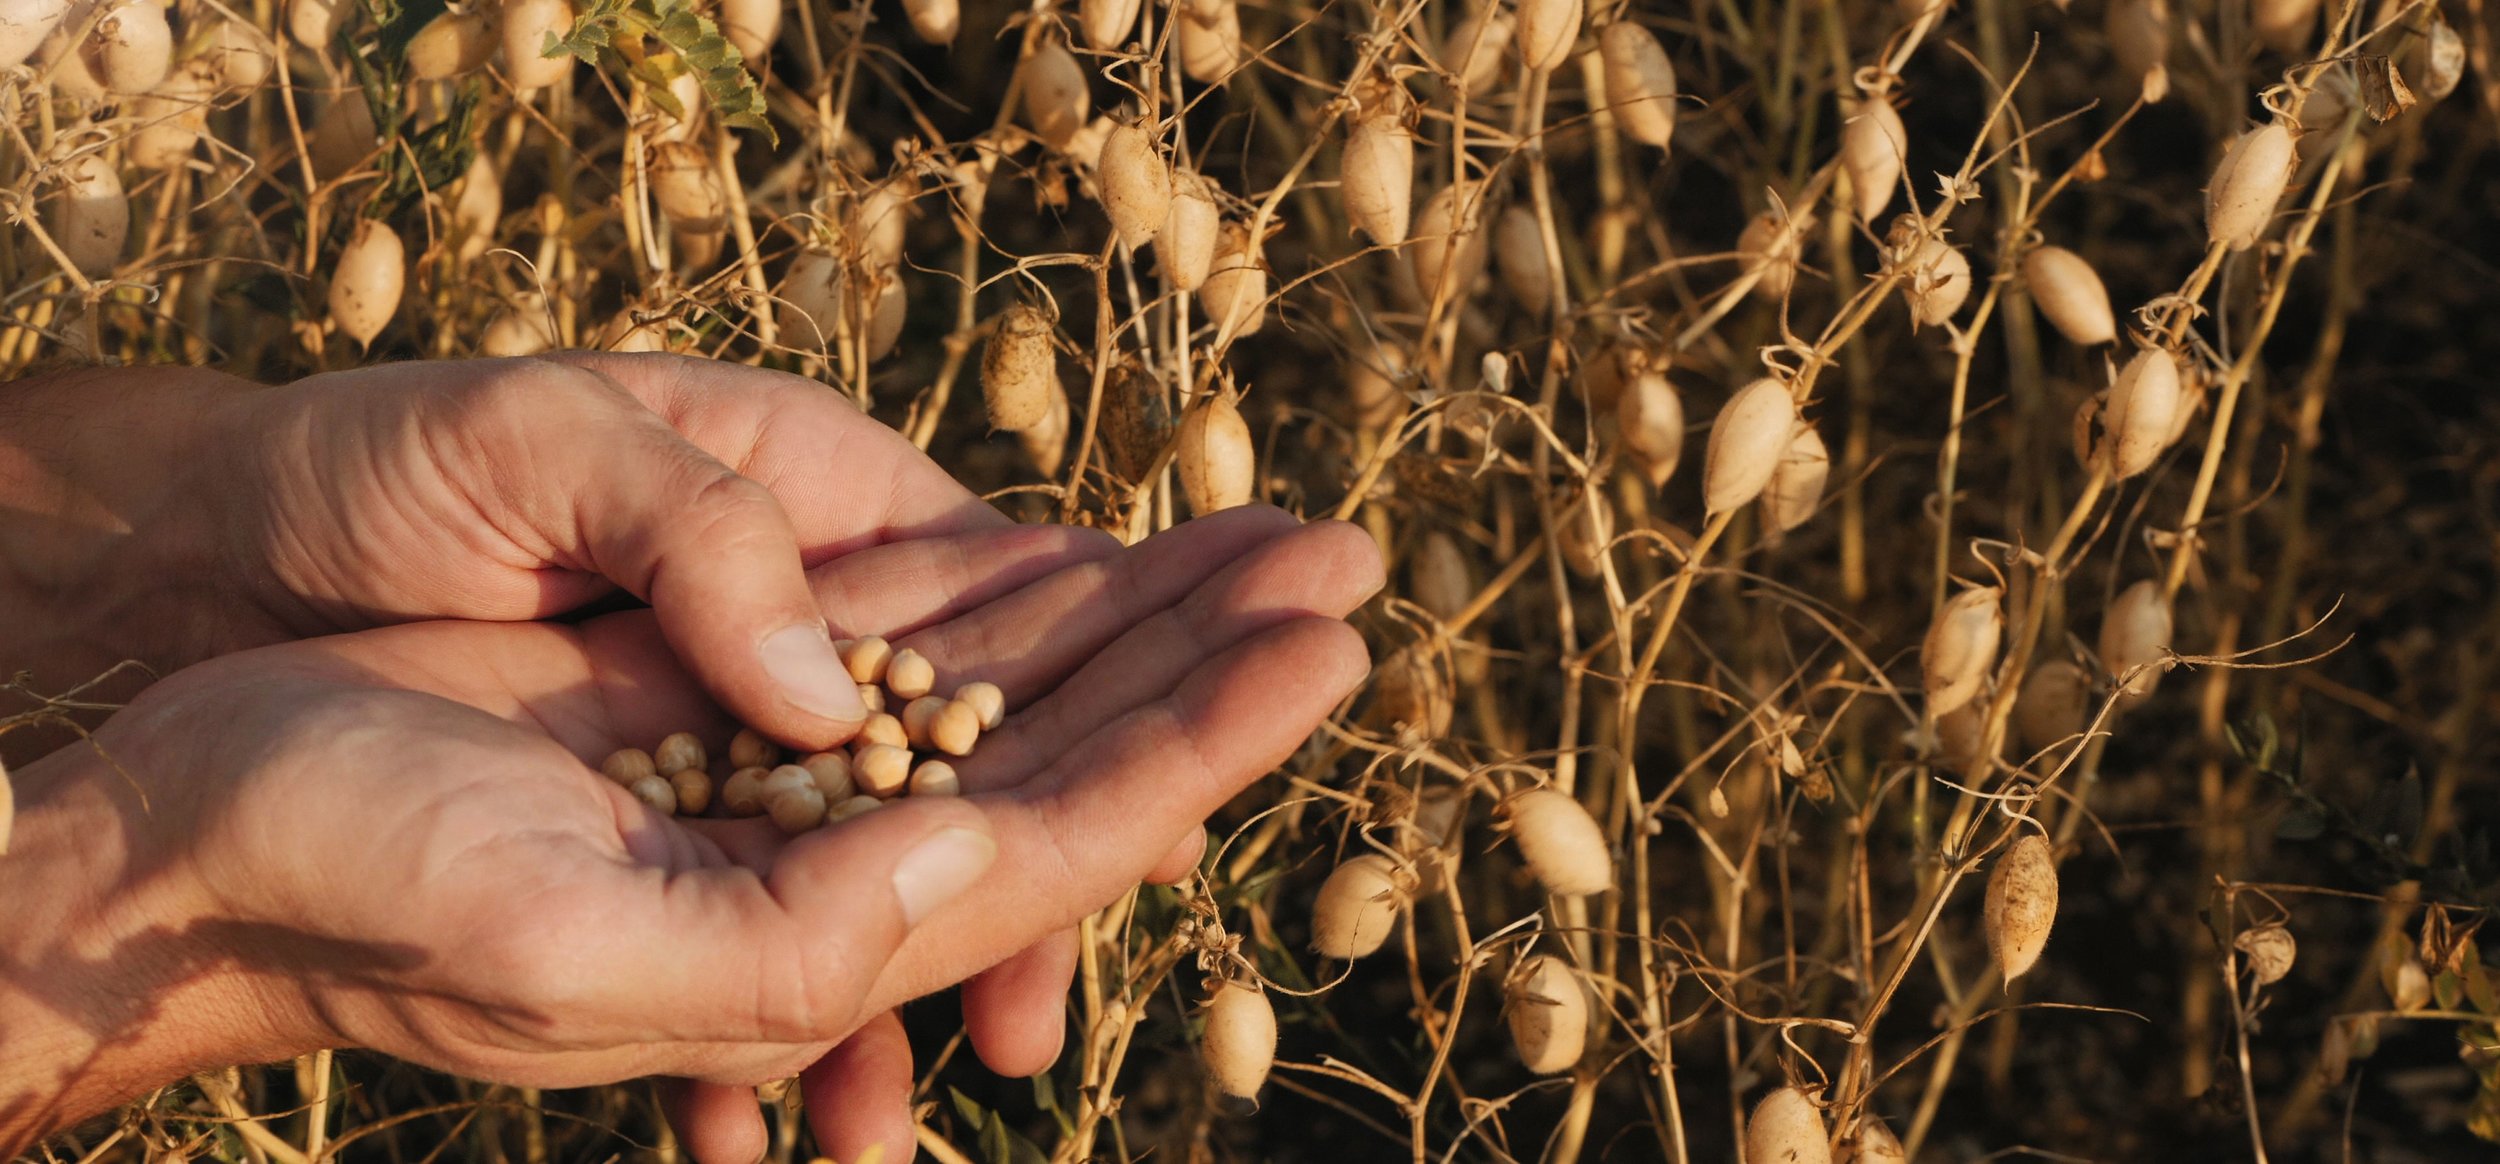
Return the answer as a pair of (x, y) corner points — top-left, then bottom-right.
(0, 741), (316, 1154)
(0, 366), (263, 693)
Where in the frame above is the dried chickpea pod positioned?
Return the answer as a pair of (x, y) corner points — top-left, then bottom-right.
(954, 681), (1006, 729)
(774, 254), (837, 353)
(481, 306), (557, 357)
(501, 0), (576, 91)
(930, 701), (981, 757)
(406, 9), (494, 80)
(2251, 0), (2320, 53)
(1848, 1118), (1908, 1163)
(600, 748), (658, 787)
(2014, 660), (2092, 754)
(1436, 6), (1511, 96)
(654, 732), (707, 776)
(1179, 390), (1256, 515)
(1617, 370), (1685, 491)
(2236, 924), (2297, 986)
(826, 794), (884, 823)
(1746, 1088), (1831, 1164)
(1738, 211), (1801, 302)
(1514, 0), (1580, 72)
(1505, 788), (1611, 896)
(720, 0), (781, 60)
(843, 635), (894, 684)
(669, 768), (714, 816)
(1160, 169), (1221, 291)
(629, 774), (678, 814)
(1199, 221), (1268, 336)
(722, 766), (771, 816)
(858, 713), (909, 751)
(330, 220), (406, 348)
(2099, 579), (2172, 704)
(798, 752), (854, 801)
(2206, 122), (2295, 252)
(1408, 185), (1488, 305)
(766, 784), (828, 834)
(1702, 378), (1798, 515)
(1200, 980), (1275, 1102)
(1921, 585), (2005, 718)
(982, 305), (1058, 433)
(1340, 112), (1413, 246)
(648, 141), (726, 233)
(1841, 97), (1908, 222)
(1176, 0), (1241, 83)
(902, 0), (956, 42)
(2101, 347), (2182, 479)
(309, 88), (377, 181)
(902, 696), (949, 748)
(1506, 954), (1588, 1073)
(88, 0), (170, 93)
(1080, 0), (1140, 48)
(1411, 532), (1474, 622)
(1492, 206), (1551, 319)
(1889, 218), (1970, 328)
(2419, 17), (2465, 102)
(1934, 703), (1991, 771)
(2105, 0), (2171, 104)
(728, 728), (779, 771)
(886, 648), (936, 700)
(1759, 422), (1830, 535)
(2022, 245), (2117, 346)
(1311, 854), (1406, 959)
(1021, 41), (1088, 149)
(1986, 832), (2059, 983)
(909, 760), (961, 797)
(1599, 21), (1677, 149)
(1097, 118), (1171, 249)
(854, 744), (912, 798)
(289, 0), (352, 50)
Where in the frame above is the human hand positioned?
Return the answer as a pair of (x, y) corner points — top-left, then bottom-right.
(0, 507), (1380, 1160)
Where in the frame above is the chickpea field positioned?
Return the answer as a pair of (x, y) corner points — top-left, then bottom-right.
(10, 0), (2500, 1158)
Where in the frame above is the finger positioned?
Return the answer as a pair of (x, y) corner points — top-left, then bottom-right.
(801, 1010), (917, 1164)
(810, 523), (1121, 641)
(896, 505), (1304, 704)
(544, 352), (1009, 546)
(536, 794), (999, 1045)
(656, 1079), (769, 1164)
(961, 928), (1078, 1077)
(955, 519), (1384, 791)
(869, 618), (1370, 1007)
(1145, 828), (1208, 886)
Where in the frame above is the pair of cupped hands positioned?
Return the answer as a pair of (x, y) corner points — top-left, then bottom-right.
(0, 354), (1381, 1161)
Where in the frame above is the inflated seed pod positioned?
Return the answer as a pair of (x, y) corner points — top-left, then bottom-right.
(2206, 121), (2294, 252)
(91, 0), (171, 94)
(37, 19), (105, 99)
(648, 141), (725, 232)
(826, 794), (883, 823)
(1, 0), (73, 73)
(600, 747), (659, 787)
(1599, 21), (1676, 148)
(1702, 378), (1798, 516)
(765, 783), (828, 834)
(886, 648), (936, 700)
(669, 768), (714, 815)
(126, 64), (211, 171)
(858, 712), (909, 750)
(1934, 702), (1990, 771)
(1851, 1116), (1909, 1164)
(1375, 643), (1453, 738)
(290, 0), (352, 48)
(1617, 370), (1685, 491)
(309, 87), (376, 180)
(854, 743), (912, 798)
(1746, 1088), (1831, 1164)
(1437, 6), (1512, 96)
(1841, 97), (1908, 222)
(720, 0), (780, 61)
(1176, 0), (1240, 83)
(1339, 112), (1412, 246)
(860, 269), (907, 361)
(654, 731), (706, 775)
(447, 152), (503, 262)
(2250, 0), (2317, 54)
(2105, 0), (2171, 103)
(798, 751), (854, 800)
(2015, 659), (2092, 754)
(1080, 0), (1139, 48)
(1408, 184), (1488, 305)
(1760, 422), (1830, 535)
(501, 0), (576, 91)
(909, 759), (961, 797)
(1506, 787), (1611, 896)
(982, 305), (1057, 432)
(1201, 980), (1275, 1102)
(1019, 380), (1071, 477)
(1506, 954), (1588, 1073)
(720, 766), (769, 816)
(204, 18), (275, 90)
(1098, 118), (1171, 249)
(843, 635), (893, 683)
(955, 681), (1006, 729)
(1348, 344), (1408, 429)
(602, 312), (672, 352)
(1160, 168), (1221, 291)
(1986, 832), (2058, 983)
(776, 249), (843, 352)
(848, 178), (911, 272)
(1493, 206), (1551, 318)
(2023, 245), (2116, 346)
(2236, 924), (2297, 986)
(629, 773), (678, 814)
(48, 147), (125, 279)
(1311, 854), (1406, 959)
(1514, 0), (1580, 71)
(330, 219), (406, 348)
(902, 0), (957, 43)
(1897, 227), (1971, 329)
(2100, 347), (2182, 479)
(1738, 210), (1800, 302)
(2099, 579), (2172, 703)
(1021, 41), (1088, 150)
(1199, 221), (1268, 336)
(472, 303), (549, 355)
(1411, 531), (1474, 622)
(1179, 390), (1255, 515)
(407, 9), (495, 80)
(2420, 17), (2465, 102)
(1921, 585), (2004, 718)
(727, 728), (778, 771)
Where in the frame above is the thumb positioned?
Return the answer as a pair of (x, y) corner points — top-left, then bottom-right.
(570, 410), (868, 750)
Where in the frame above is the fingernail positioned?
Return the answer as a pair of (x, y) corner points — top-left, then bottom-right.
(761, 625), (868, 725)
(891, 826), (996, 925)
